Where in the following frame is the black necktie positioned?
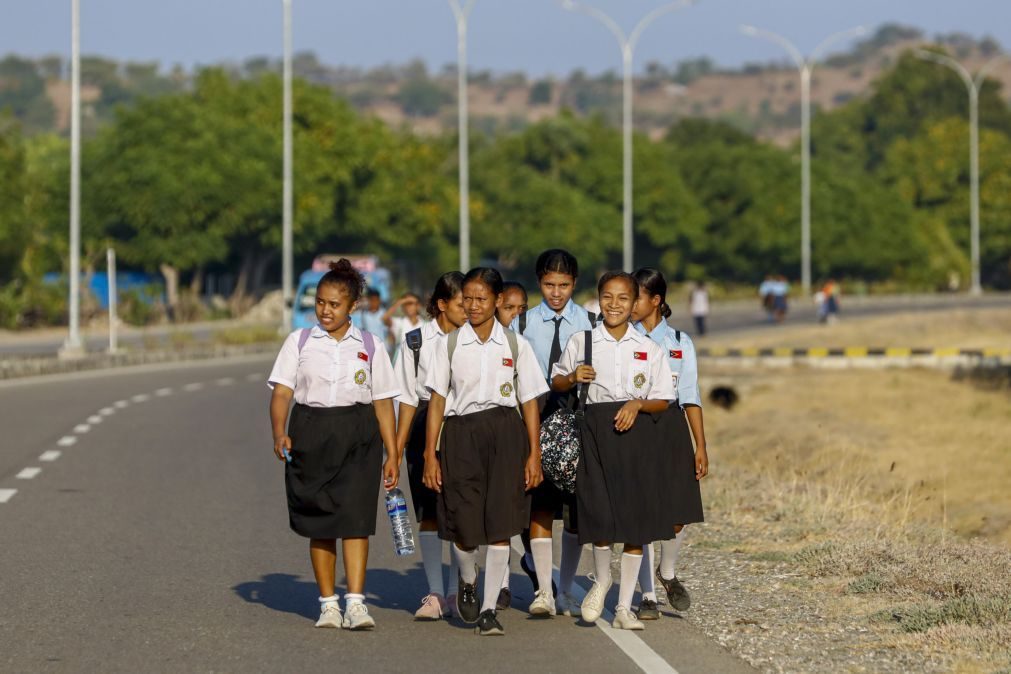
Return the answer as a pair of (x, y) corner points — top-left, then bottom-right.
(548, 317), (563, 372)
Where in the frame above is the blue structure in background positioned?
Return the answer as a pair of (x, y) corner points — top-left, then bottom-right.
(43, 271), (163, 309)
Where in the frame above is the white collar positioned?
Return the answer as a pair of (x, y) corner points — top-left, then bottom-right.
(310, 323), (363, 343)
(593, 323), (643, 344)
(458, 319), (505, 345)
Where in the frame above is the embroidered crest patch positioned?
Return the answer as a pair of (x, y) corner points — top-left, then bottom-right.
(354, 369), (367, 386)
(499, 382), (514, 398)
(633, 372), (647, 389)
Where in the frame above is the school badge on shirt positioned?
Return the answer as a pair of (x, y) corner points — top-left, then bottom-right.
(633, 372), (647, 389)
(499, 382), (514, 398)
(354, 369), (367, 386)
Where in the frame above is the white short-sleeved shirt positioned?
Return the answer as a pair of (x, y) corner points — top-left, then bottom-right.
(425, 320), (549, 417)
(551, 324), (676, 404)
(390, 316), (427, 348)
(394, 319), (447, 408)
(635, 321), (702, 407)
(268, 324), (400, 407)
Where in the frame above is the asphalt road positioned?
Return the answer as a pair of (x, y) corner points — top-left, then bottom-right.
(0, 355), (754, 673)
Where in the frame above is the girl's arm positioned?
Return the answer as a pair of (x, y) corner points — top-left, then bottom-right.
(521, 399), (543, 491)
(422, 392), (447, 492)
(394, 403), (417, 465)
(382, 298), (404, 327)
(613, 398), (669, 432)
(269, 384), (295, 461)
(374, 398), (399, 489)
(683, 404), (709, 479)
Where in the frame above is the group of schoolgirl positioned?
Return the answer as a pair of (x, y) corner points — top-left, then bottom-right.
(267, 250), (709, 636)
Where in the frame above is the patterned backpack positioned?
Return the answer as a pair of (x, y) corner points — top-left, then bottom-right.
(539, 330), (592, 494)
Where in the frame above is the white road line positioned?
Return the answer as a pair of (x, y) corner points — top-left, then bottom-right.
(73, 424), (90, 434)
(216, 377), (235, 386)
(56, 436), (78, 447)
(113, 400), (129, 409)
(0, 489), (17, 504)
(510, 540), (678, 674)
(87, 415), (103, 424)
(183, 382), (204, 392)
(99, 407), (116, 416)
(154, 387), (173, 397)
(245, 373), (262, 382)
(131, 393), (150, 403)
(39, 450), (62, 462)
(16, 467), (41, 480)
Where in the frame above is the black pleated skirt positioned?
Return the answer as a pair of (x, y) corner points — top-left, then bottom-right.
(404, 400), (438, 522)
(285, 403), (383, 539)
(658, 405), (705, 525)
(575, 401), (677, 545)
(437, 406), (531, 548)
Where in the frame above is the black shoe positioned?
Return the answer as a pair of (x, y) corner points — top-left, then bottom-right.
(519, 554), (559, 598)
(476, 609), (504, 636)
(496, 588), (512, 611)
(457, 575), (481, 624)
(636, 598), (660, 620)
(655, 570), (691, 611)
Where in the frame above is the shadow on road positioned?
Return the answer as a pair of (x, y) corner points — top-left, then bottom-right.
(233, 573), (320, 620)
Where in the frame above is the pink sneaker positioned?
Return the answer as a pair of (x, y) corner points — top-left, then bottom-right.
(446, 593), (461, 620)
(414, 593), (448, 621)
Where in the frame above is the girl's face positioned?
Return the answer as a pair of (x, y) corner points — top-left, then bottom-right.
(630, 285), (659, 323)
(463, 280), (501, 327)
(315, 283), (356, 333)
(539, 271), (575, 313)
(438, 291), (467, 328)
(497, 289), (528, 327)
(403, 295), (420, 319)
(598, 277), (638, 328)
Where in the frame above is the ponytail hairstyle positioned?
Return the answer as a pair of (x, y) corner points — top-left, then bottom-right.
(535, 249), (579, 280)
(632, 267), (672, 319)
(463, 267), (505, 296)
(318, 258), (365, 304)
(426, 271), (465, 319)
(596, 270), (639, 296)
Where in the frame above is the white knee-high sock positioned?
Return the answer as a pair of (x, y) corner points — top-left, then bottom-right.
(638, 543), (656, 602)
(447, 543), (460, 596)
(453, 545), (479, 585)
(659, 528), (687, 580)
(593, 545), (612, 586)
(530, 538), (554, 594)
(482, 545), (511, 612)
(617, 553), (643, 611)
(500, 547), (511, 590)
(559, 530), (582, 595)
(418, 531), (445, 597)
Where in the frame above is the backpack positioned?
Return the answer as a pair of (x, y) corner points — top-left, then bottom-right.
(447, 327), (521, 416)
(297, 327), (377, 365)
(539, 330), (592, 494)
(405, 327), (424, 377)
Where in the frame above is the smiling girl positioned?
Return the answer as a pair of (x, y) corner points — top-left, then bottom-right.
(550, 271), (676, 631)
(267, 259), (400, 631)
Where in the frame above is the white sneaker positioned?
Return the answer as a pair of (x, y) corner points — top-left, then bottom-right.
(556, 591), (582, 618)
(580, 574), (612, 623)
(343, 602), (375, 630)
(613, 607), (645, 630)
(315, 603), (343, 628)
(528, 589), (556, 617)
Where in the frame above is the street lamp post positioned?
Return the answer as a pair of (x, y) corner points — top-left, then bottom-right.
(281, 0), (294, 332)
(448, 1), (476, 272)
(61, 0), (83, 357)
(915, 49), (1007, 296)
(741, 24), (866, 297)
(561, 0), (694, 273)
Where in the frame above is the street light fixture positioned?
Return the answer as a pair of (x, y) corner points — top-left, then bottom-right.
(561, 0), (695, 273)
(915, 48), (1007, 296)
(740, 24), (866, 296)
(448, 0), (477, 272)
(61, 0), (84, 358)
(282, 0), (294, 332)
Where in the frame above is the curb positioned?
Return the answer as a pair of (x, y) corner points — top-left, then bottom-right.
(698, 347), (1011, 370)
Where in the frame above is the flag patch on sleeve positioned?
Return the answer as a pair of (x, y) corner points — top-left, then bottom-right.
(358, 352), (369, 362)
(502, 358), (514, 367)
(633, 352), (648, 360)
(670, 350), (683, 359)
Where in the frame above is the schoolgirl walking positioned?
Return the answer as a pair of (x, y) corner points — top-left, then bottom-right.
(268, 259), (401, 631)
(423, 267), (549, 636)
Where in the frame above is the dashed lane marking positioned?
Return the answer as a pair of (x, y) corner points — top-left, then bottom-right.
(39, 450), (61, 462)
(16, 467), (41, 480)
(113, 400), (129, 409)
(56, 436), (77, 447)
(87, 415), (103, 424)
(0, 489), (16, 504)
(245, 373), (262, 382)
(99, 407), (115, 416)
(183, 382), (204, 392)
(73, 424), (90, 434)
(131, 393), (150, 403)
(216, 377), (235, 386)
(154, 387), (173, 397)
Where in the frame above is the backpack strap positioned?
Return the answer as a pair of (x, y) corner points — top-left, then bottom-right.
(675, 329), (681, 343)
(505, 329), (522, 418)
(405, 327), (423, 378)
(447, 329), (459, 366)
(518, 312), (527, 335)
(361, 330), (376, 367)
(577, 330), (592, 412)
(297, 327), (312, 353)
(586, 309), (597, 327)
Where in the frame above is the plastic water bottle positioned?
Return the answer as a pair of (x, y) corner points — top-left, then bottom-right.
(385, 488), (415, 556)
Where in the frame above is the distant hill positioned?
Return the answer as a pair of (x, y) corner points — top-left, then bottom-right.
(2, 23), (1008, 143)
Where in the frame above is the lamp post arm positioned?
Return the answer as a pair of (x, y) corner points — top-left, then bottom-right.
(739, 25), (804, 71)
(809, 26), (867, 70)
(560, 0), (628, 52)
(916, 49), (976, 97)
(448, 0), (476, 24)
(976, 54), (1009, 90)
(627, 0), (694, 52)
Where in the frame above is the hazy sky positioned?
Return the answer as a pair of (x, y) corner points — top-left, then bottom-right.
(3, 1), (1008, 75)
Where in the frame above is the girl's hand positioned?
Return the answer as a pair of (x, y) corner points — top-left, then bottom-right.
(572, 364), (596, 384)
(423, 454), (442, 493)
(525, 454), (544, 491)
(383, 456), (400, 489)
(613, 400), (643, 432)
(273, 435), (292, 462)
(695, 446), (709, 480)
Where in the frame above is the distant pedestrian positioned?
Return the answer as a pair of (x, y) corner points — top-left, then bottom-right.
(688, 281), (710, 336)
(383, 292), (427, 348)
(771, 275), (790, 323)
(758, 275), (775, 323)
(355, 287), (388, 347)
(497, 281), (528, 329)
(818, 279), (840, 324)
(268, 259), (400, 631)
